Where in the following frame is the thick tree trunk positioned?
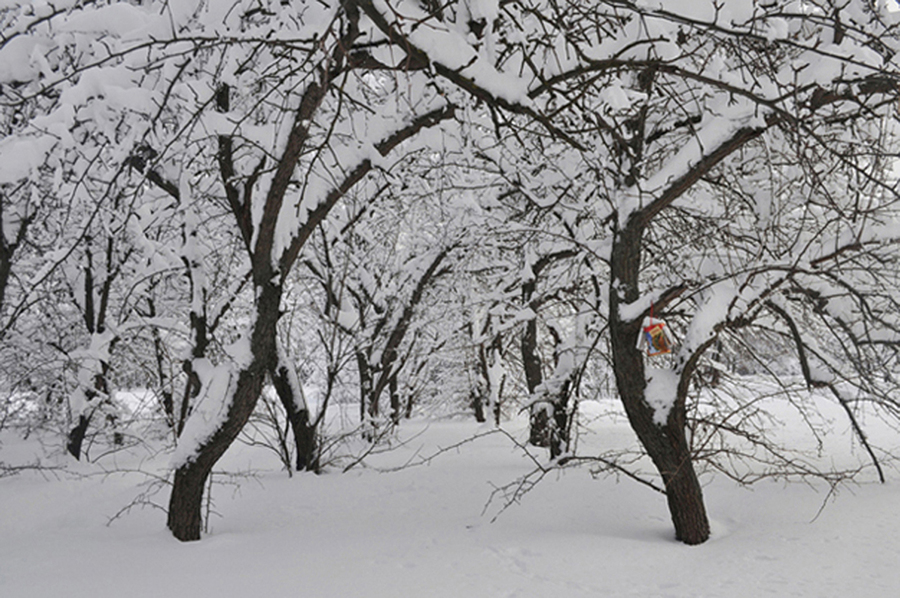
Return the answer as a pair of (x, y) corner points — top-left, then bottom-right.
(166, 281), (280, 541)
(292, 408), (318, 472)
(472, 390), (486, 423)
(548, 381), (571, 460)
(67, 360), (114, 460)
(523, 316), (572, 454)
(166, 462), (208, 541)
(0, 209), (28, 315)
(609, 219), (710, 545)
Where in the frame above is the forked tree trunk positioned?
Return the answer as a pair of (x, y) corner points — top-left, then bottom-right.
(609, 219), (710, 545)
(165, 30), (455, 539)
(167, 281), (281, 541)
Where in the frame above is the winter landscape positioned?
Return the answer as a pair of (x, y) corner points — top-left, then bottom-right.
(2, 396), (900, 598)
(3, 0), (900, 596)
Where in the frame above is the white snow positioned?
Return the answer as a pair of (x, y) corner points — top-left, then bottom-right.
(676, 281), (736, 359)
(371, 0), (532, 105)
(1, 404), (898, 598)
(169, 358), (236, 469)
(0, 135), (57, 184)
(56, 3), (149, 36)
(644, 367), (680, 425)
(0, 34), (52, 83)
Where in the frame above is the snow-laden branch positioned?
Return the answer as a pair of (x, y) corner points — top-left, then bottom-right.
(353, 0), (586, 150)
(277, 103), (457, 275)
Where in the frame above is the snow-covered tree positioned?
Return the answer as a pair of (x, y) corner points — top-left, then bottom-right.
(512, 1), (900, 544)
(359, 0), (900, 544)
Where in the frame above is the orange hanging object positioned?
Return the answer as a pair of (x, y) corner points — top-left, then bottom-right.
(642, 320), (672, 356)
(638, 303), (673, 356)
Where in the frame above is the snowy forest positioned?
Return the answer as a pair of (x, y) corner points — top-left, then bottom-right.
(2, 0), (900, 595)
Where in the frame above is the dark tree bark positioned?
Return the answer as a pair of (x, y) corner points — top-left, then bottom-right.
(144, 297), (175, 427)
(167, 280), (280, 541)
(388, 373), (401, 425)
(356, 349), (375, 424)
(472, 389), (486, 423)
(66, 234), (120, 460)
(66, 412), (92, 459)
(476, 331), (505, 426)
(521, 280), (549, 447)
(608, 218), (710, 545)
(270, 357), (318, 472)
(599, 65), (767, 540)
(357, 247), (452, 436)
(520, 250), (577, 451)
(0, 192), (32, 316)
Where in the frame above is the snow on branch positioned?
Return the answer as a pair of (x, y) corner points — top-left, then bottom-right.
(623, 116), (768, 228)
(618, 284), (687, 323)
(355, 0), (586, 151)
(169, 331), (253, 470)
(277, 103), (457, 274)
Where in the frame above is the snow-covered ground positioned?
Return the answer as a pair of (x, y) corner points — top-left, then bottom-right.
(1, 402), (899, 598)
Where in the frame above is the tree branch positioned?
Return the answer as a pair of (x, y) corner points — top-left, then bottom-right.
(278, 103), (457, 276)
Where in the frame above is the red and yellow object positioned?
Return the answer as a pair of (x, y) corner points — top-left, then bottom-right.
(642, 320), (672, 356)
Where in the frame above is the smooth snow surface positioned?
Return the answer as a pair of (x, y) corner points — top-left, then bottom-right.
(1, 410), (898, 598)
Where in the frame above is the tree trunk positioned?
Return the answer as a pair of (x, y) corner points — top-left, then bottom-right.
(522, 305), (551, 447)
(67, 359), (113, 460)
(548, 381), (572, 460)
(473, 343), (489, 423)
(472, 390), (486, 423)
(166, 462), (208, 541)
(609, 218), (710, 545)
(166, 280), (280, 541)
(292, 408), (318, 472)
(404, 385), (416, 419)
(493, 377), (503, 426)
(356, 350), (372, 423)
(66, 412), (92, 460)
(389, 373), (401, 425)
(270, 360), (319, 472)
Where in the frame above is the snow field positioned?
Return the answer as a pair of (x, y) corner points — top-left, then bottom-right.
(1, 408), (899, 598)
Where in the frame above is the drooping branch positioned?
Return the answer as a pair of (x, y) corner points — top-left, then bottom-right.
(766, 300), (886, 483)
(369, 245), (454, 405)
(766, 300), (814, 388)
